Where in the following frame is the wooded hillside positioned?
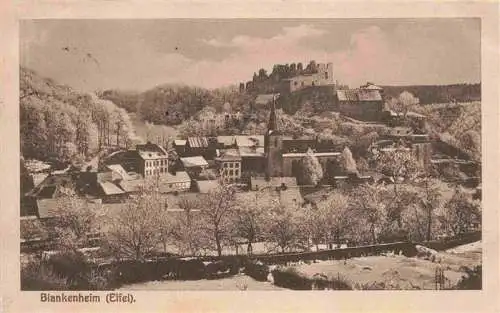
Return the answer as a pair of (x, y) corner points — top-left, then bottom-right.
(20, 67), (135, 166)
(382, 84), (480, 104)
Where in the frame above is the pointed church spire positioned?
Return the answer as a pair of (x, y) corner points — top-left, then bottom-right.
(268, 94), (278, 132)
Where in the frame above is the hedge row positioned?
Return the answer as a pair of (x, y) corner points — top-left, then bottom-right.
(96, 257), (242, 286)
(271, 268), (353, 290)
(420, 231), (481, 251)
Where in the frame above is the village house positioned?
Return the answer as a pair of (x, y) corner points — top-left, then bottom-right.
(180, 156), (209, 178)
(136, 142), (169, 178)
(215, 149), (242, 184)
(337, 84), (385, 121)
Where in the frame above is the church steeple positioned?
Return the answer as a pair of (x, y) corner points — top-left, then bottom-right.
(268, 94), (278, 132)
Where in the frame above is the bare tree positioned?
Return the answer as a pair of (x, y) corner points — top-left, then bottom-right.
(199, 184), (237, 256)
(440, 188), (481, 236)
(104, 185), (169, 260)
(375, 148), (423, 227)
(232, 193), (268, 255)
(52, 188), (99, 250)
(265, 200), (302, 253)
(388, 91), (419, 117)
(316, 192), (356, 248)
(167, 196), (209, 256)
(350, 183), (389, 244)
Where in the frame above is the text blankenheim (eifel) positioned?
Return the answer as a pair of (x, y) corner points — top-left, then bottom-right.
(40, 292), (136, 304)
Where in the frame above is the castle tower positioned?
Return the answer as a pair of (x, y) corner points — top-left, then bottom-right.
(264, 95), (283, 179)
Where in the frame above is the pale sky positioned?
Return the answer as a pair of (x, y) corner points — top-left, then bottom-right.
(20, 19), (480, 92)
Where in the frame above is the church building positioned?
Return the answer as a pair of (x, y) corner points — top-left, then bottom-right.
(263, 96), (341, 180)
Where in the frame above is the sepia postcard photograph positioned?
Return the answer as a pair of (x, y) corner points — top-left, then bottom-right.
(1, 1), (499, 312)
(19, 17), (484, 291)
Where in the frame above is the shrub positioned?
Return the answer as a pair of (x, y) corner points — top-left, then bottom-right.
(48, 251), (90, 283)
(271, 267), (312, 290)
(244, 261), (269, 282)
(454, 265), (481, 290)
(21, 260), (68, 290)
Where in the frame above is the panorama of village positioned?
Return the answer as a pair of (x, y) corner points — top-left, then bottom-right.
(20, 20), (482, 291)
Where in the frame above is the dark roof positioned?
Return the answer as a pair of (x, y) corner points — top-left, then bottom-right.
(136, 142), (168, 155)
(187, 137), (209, 148)
(26, 174), (75, 198)
(337, 89), (382, 102)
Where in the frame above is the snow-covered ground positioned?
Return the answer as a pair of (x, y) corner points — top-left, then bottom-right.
(119, 274), (284, 291)
(446, 241), (481, 254)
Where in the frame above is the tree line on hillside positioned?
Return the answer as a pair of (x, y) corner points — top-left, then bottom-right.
(99, 85), (255, 127)
(382, 84), (480, 105)
(20, 67), (135, 166)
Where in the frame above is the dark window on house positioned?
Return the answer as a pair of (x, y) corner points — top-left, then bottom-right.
(325, 72), (328, 80)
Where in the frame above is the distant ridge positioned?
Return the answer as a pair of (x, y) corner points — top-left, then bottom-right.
(380, 83), (480, 104)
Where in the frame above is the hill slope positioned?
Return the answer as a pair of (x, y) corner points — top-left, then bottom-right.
(20, 67), (135, 165)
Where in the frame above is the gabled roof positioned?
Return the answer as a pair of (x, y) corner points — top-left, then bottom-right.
(187, 137), (209, 148)
(32, 173), (49, 188)
(162, 171), (191, 184)
(106, 164), (133, 181)
(118, 179), (145, 193)
(138, 150), (167, 160)
(26, 173), (75, 198)
(99, 181), (125, 195)
(180, 156), (209, 168)
(216, 149), (241, 161)
(360, 83), (383, 90)
(337, 89), (382, 102)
